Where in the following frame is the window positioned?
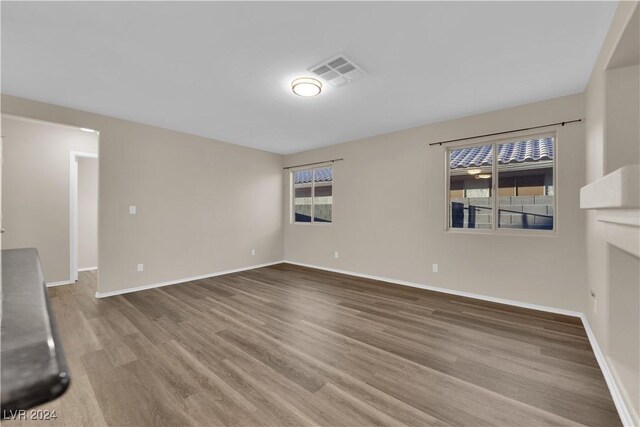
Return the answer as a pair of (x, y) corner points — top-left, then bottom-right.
(292, 166), (332, 223)
(447, 135), (555, 232)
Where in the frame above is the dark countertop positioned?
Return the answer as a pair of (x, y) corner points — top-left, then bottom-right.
(1, 248), (70, 413)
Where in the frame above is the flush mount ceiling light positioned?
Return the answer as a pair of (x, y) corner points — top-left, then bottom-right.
(466, 168), (482, 175)
(291, 77), (322, 97)
(477, 173), (492, 179)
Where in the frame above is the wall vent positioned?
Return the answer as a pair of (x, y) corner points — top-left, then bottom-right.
(309, 54), (365, 87)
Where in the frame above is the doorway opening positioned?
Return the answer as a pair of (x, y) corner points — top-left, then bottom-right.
(70, 151), (98, 282)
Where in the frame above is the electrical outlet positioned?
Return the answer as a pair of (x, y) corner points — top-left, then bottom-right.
(334, 251), (339, 259)
(432, 264), (439, 273)
(129, 205), (137, 215)
(251, 249), (256, 256)
(137, 263), (144, 272)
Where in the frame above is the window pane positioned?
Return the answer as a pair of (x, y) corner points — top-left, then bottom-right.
(293, 169), (312, 222)
(497, 138), (554, 230)
(449, 144), (493, 229)
(313, 167), (332, 223)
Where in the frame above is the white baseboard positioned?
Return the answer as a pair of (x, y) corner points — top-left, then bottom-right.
(283, 260), (635, 426)
(94, 260), (284, 298)
(580, 315), (636, 427)
(46, 280), (74, 287)
(46, 267), (96, 287)
(283, 260), (582, 317)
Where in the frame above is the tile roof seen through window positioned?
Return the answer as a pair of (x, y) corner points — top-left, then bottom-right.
(450, 138), (554, 169)
(294, 167), (333, 184)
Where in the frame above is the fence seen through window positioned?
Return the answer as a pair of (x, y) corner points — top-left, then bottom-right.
(448, 137), (554, 231)
(293, 166), (333, 223)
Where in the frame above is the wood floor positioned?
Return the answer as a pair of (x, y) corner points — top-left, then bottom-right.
(6, 264), (621, 426)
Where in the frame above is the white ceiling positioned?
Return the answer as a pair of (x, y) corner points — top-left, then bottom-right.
(1, 2), (616, 154)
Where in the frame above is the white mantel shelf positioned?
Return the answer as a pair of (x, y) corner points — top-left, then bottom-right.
(581, 165), (640, 258)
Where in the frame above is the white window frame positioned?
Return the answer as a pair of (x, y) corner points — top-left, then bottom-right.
(445, 131), (557, 236)
(290, 164), (333, 225)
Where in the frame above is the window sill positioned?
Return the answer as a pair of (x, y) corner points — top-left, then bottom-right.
(446, 227), (556, 237)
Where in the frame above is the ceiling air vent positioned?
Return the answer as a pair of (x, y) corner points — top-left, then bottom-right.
(309, 54), (365, 87)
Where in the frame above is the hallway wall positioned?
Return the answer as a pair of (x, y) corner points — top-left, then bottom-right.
(78, 156), (98, 270)
(1, 115), (98, 283)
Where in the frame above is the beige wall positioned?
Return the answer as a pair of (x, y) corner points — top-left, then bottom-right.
(1, 116), (98, 282)
(78, 157), (98, 269)
(1, 95), (284, 293)
(284, 94), (587, 312)
(584, 2), (640, 424)
(605, 64), (640, 175)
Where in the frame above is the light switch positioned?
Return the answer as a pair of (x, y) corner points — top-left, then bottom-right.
(129, 205), (137, 215)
